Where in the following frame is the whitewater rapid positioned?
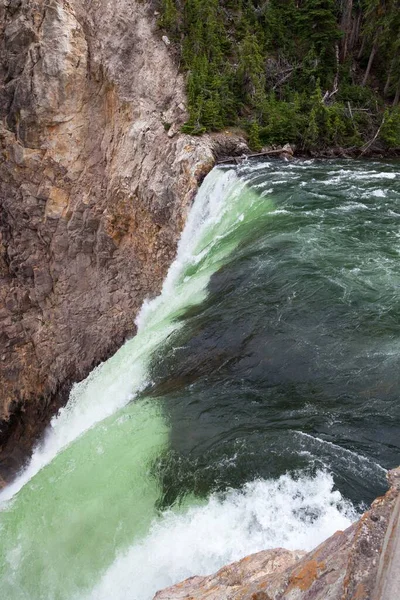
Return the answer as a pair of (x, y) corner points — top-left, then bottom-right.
(87, 471), (355, 600)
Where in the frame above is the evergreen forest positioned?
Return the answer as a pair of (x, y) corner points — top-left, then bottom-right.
(158, 0), (400, 152)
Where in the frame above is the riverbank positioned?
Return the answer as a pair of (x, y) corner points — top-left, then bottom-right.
(157, 0), (400, 155)
(215, 136), (400, 164)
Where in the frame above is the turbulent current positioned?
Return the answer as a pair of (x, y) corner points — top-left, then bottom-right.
(1, 160), (399, 600)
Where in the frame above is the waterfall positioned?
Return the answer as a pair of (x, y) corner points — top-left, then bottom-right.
(2, 158), (398, 600)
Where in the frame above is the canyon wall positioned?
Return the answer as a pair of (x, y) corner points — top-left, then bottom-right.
(0, 0), (246, 483)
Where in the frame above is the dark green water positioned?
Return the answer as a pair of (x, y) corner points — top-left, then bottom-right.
(148, 159), (399, 509)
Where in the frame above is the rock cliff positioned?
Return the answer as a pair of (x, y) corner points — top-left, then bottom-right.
(155, 467), (400, 600)
(0, 0), (247, 483)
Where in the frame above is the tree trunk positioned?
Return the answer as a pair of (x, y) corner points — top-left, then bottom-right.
(340, 0), (353, 61)
(393, 82), (400, 107)
(349, 10), (362, 53)
(384, 58), (395, 97)
(332, 43), (340, 94)
(362, 34), (379, 86)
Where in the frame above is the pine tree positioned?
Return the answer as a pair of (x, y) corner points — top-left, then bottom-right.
(159, 0), (400, 150)
(298, 0), (342, 86)
(237, 31), (267, 113)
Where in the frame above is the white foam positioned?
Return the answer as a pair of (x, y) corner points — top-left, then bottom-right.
(261, 188), (274, 197)
(326, 169), (398, 181)
(353, 172), (397, 180)
(371, 189), (386, 198)
(87, 471), (356, 600)
(336, 201), (369, 212)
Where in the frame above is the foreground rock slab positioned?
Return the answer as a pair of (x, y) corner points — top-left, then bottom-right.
(155, 468), (400, 600)
(374, 470), (400, 600)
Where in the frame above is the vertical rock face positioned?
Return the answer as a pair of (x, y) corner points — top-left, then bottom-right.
(0, 0), (231, 481)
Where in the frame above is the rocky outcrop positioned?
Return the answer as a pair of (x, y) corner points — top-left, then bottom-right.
(155, 468), (400, 600)
(0, 0), (247, 483)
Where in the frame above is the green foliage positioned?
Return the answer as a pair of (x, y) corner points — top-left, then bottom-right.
(248, 120), (262, 151)
(236, 32), (268, 122)
(380, 107), (400, 148)
(158, 0), (400, 152)
(258, 93), (305, 146)
(337, 84), (379, 109)
(297, 0), (341, 87)
(158, 0), (179, 35)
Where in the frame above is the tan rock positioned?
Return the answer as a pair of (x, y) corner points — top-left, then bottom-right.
(154, 549), (306, 600)
(46, 187), (70, 218)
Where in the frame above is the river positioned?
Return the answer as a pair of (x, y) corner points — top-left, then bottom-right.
(1, 159), (399, 600)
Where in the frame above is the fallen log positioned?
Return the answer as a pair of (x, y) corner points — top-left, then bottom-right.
(217, 145), (293, 165)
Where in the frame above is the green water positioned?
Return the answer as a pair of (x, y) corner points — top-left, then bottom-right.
(0, 401), (167, 597)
